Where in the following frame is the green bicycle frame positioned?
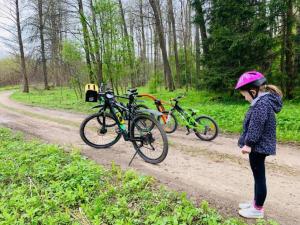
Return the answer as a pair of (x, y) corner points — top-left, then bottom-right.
(170, 103), (199, 129)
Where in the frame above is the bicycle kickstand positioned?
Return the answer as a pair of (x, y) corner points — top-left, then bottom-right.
(128, 150), (139, 166)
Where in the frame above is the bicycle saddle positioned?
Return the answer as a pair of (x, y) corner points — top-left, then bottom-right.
(128, 88), (137, 93)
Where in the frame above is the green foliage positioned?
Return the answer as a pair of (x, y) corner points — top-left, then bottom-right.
(176, 47), (196, 88)
(196, 0), (274, 91)
(0, 127), (276, 224)
(0, 58), (20, 86)
(0, 85), (19, 91)
(62, 40), (87, 99)
(62, 41), (83, 64)
(11, 87), (96, 112)
(148, 71), (164, 93)
(93, 0), (134, 87)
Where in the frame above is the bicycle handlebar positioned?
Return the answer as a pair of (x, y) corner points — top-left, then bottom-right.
(170, 95), (185, 102)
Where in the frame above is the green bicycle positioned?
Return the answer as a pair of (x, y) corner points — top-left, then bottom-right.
(157, 95), (219, 141)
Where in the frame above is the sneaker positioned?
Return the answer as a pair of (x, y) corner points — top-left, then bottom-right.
(239, 201), (252, 209)
(239, 207), (264, 219)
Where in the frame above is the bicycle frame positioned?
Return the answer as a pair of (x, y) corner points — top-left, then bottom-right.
(170, 103), (199, 129)
(100, 93), (143, 142)
(138, 93), (171, 123)
(138, 93), (199, 129)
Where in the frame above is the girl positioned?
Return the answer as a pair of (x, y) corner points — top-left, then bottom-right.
(235, 71), (283, 219)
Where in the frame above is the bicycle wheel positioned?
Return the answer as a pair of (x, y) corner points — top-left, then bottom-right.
(80, 112), (122, 148)
(158, 112), (178, 134)
(97, 109), (118, 127)
(193, 115), (219, 141)
(134, 104), (157, 130)
(130, 114), (168, 164)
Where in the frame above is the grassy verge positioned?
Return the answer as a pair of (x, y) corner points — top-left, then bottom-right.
(0, 127), (277, 224)
(0, 85), (19, 91)
(10, 86), (300, 143)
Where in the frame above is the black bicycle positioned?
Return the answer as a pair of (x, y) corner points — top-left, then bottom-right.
(80, 89), (168, 164)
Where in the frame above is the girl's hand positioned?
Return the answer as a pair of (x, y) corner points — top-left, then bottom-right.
(241, 145), (251, 154)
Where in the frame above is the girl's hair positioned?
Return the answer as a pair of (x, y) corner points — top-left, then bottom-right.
(259, 84), (283, 97)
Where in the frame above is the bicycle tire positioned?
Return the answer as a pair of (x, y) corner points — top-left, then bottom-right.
(80, 112), (122, 148)
(194, 115), (219, 141)
(130, 114), (168, 164)
(134, 104), (156, 130)
(157, 111), (178, 134)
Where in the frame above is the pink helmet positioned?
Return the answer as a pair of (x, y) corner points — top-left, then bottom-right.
(235, 71), (267, 90)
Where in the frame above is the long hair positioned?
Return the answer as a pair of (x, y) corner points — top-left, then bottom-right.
(260, 84), (283, 98)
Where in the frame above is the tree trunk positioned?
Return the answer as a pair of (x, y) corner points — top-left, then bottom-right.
(149, 0), (175, 91)
(168, 0), (180, 87)
(15, 0), (29, 93)
(118, 0), (135, 87)
(180, 0), (189, 90)
(78, 0), (94, 83)
(139, 0), (147, 85)
(90, 0), (103, 85)
(49, 0), (62, 86)
(195, 24), (201, 89)
(38, 0), (49, 90)
(285, 0), (295, 99)
(193, 0), (208, 57)
(280, 12), (286, 94)
(167, 2), (172, 57)
(294, 9), (300, 88)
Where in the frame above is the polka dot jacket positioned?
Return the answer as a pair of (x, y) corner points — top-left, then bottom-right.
(238, 93), (283, 155)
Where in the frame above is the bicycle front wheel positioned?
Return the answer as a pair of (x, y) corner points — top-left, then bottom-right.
(193, 115), (219, 141)
(80, 112), (122, 148)
(130, 114), (168, 164)
(158, 111), (178, 134)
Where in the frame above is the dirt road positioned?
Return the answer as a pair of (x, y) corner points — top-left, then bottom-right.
(0, 90), (299, 224)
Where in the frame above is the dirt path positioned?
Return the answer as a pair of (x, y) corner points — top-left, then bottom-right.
(0, 90), (299, 225)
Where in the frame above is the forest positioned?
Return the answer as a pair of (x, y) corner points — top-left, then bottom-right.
(1, 1), (300, 224)
(0, 0), (299, 99)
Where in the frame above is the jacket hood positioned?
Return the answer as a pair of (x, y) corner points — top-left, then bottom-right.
(253, 92), (283, 114)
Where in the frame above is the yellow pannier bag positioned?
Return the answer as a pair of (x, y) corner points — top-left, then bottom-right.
(85, 84), (99, 102)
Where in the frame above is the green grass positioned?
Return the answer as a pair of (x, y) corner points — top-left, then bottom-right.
(0, 127), (278, 224)
(0, 85), (19, 91)
(10, 86), (300, 143)
(10, 87), (97, 113)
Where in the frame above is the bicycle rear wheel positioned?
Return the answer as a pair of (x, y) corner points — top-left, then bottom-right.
(193, 115), (218, 141)
(80, 112), (121, 148)
(130, 114), (168, 164)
